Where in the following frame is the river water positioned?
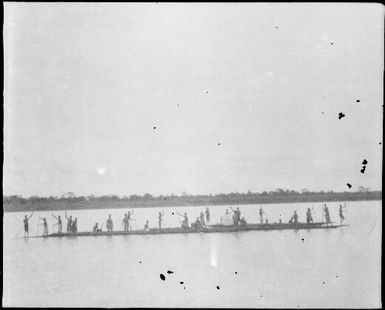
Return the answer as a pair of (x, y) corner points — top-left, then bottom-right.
(3, 200), (382, 308)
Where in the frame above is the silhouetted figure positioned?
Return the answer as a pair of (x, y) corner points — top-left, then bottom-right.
(306, 208), (313, 224)
(158, 212), (164, 230)
(200, 211), (206, 227)
(240, 217), (247, 226)
(122, 214), (129, 232)
(323, 204), (331, 225)
(181, 212), (189, 229)
(259, 207), (264, 224)
(293, 211), (298, 224)
(106, 215), (114, 232)
(339, 204), (346, 225)
(127, 211), (132, 231)
(144, 220), (150, 231)
(65, 213), (73, 234)
(71, 217), (78, 234)
(52, 214), (63, 233)
(39, 217), (49, 236)
(205, 208), (210, 223)
(231, 207), (241, 225)
(193, 217), (202, 229)
(23, 212), (34, 237)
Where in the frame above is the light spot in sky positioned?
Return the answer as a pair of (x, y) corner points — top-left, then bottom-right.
(265, 71), (275, 78)
(210, 245), (218, 267)
(97, 167), (106, 175)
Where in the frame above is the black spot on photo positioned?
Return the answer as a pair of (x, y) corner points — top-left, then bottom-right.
(338, 112), (345, 119)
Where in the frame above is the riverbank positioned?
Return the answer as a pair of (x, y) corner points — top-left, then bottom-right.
(3, 191), (382, 212)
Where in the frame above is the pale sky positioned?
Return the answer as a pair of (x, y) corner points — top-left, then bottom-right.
(3, 3), (383, 197)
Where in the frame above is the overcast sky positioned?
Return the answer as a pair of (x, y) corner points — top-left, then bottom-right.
(3, 3), (383, 197)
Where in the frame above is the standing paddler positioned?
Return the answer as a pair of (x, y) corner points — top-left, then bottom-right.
(323, 204), (331, 225)
(182, 212), (189, 229)
(52, 213), (63, 233)
(106, 214), (114, 232)
(39, 217), (49, 236)
(230, 207), (241, 225)
(200, 211), (206, 227)
(122, 213), (129, 232)
(158, 211), (164, 230)
(306, 208), (313, 224)
(71, 217), (78, 234)
(65, 212), (73, 234)
(259, 207), (264, 224)
(292, 210), (299, 224)
(339, 203), (347, 225)
(127, 211), (133, 231)
(205, 208), (210, 224)
(23, 212), (34, 237)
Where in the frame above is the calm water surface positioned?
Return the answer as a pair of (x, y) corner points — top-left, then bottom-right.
(3, 201), (382, 308)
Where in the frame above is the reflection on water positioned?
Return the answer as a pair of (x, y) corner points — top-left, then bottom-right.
(3, 201), (382, 308)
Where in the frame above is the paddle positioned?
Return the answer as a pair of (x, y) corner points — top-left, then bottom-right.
(51, 214), (55, 234)
(36, 214), (39, 236)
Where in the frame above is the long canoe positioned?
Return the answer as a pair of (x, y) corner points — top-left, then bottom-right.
(26, 222), (348, 238)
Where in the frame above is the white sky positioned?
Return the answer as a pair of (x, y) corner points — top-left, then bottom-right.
(3, 3), (383, 197)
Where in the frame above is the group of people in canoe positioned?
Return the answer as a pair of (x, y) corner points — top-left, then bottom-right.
(22, 211), (78, 237)
(22, 204), (347, 236)
(288, 204), (346, 225)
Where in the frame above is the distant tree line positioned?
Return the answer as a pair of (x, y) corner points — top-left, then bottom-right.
(3, 188), (381, 212)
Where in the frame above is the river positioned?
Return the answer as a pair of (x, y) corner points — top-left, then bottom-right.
(2, 200), (381, 308)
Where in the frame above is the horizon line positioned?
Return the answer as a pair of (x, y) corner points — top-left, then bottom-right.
(3, 188), (382, 199)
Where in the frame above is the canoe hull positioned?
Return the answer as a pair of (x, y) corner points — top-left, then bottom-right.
(27, 222), (348, 238)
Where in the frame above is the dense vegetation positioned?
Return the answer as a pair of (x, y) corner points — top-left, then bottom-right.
(3, 189), (381, 212)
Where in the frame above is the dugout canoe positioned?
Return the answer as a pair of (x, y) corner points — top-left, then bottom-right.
(26, 222), (348, 238)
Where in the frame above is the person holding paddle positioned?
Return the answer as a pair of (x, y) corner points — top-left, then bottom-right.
(52, 213), (63, 234)
(259, 207), (264, 224)
(158, 211), (164, 230)
(106, 214), (114, 232)
(127, 211), (133, 231)
(176, 211), (189, 229)
(200, 211), (206, 227)
(65, 212), (73, 234)
(306, 208), (313, 224)
(71, 217), (78, 234)
(339, 203), (347, 225)
(39, 216), (49, 236)
(205, 208), (210, 224)
(23, 212), (34, 237)
(122, 213), (129, 232)
(323, 204), (331, 225)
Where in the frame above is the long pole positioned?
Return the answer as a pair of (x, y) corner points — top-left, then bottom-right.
(131, 209), (138, 230)
(51, 215), (54, 234)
